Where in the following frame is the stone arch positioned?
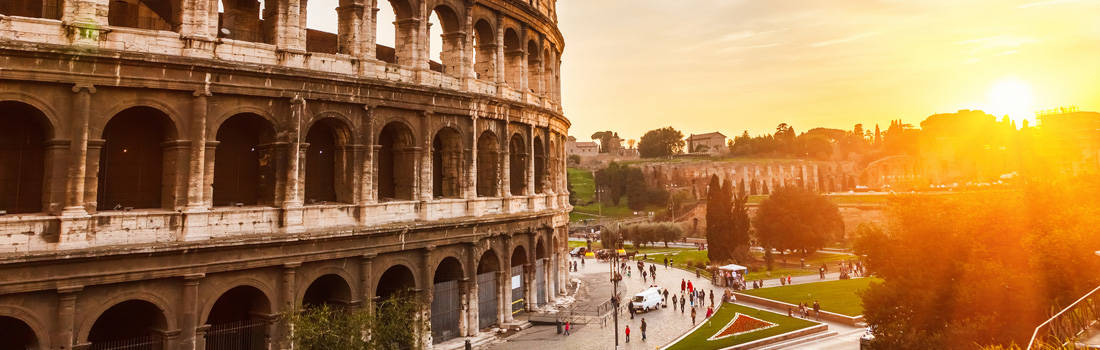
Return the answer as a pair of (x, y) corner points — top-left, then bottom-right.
(535, 236), (547, 260)
(213, 113), (278, 207)
(97, 106), (180, 211)
(0, 93), (63, 137)
(301, 274), (354, 308)
(207, 104), (278, 137)
(477, 248), (501, 274)
(526, 40), (541, 94)
(376, 0), (419, 66)
(472, 18), (496, 80)
(0, 101), (53, 214)
(427, 3), (463, 75)
(431, 255), (464, 343)
(203, 284), (273, 348)
(305, 117), (355, 204)
(0, 305), (47, 350)
(543, 48), (556, 99)
(199, 277), (277, 324)
(375, 263), (418, 300)
(511, 244), (528, 267)
(82, 298), (172, 347)
(509, 133), (528, 195)
(108, 0), (182, 31)
(533, 135), (546, 193)
(476, 130), (500, 197)
(377, 121), (417, 201)
(432, 126), (463, 198)
(503, 28), (522, 88)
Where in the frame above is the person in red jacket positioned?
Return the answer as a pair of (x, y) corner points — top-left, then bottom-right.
(680, 279), (685, 293)
(706, 306), (714, 319)
(625, 325), (631, 343)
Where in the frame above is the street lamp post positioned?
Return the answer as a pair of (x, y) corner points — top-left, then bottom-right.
(610, 250), (620, 347)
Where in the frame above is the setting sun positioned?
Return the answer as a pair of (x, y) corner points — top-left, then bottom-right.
(988, 78), (1036, 126)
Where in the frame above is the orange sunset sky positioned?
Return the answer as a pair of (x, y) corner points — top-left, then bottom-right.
(553, 0), (1100, 140)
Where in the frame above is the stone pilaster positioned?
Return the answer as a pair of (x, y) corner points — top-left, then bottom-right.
(179, 273), (204, 350)
(55, 285), (82, 350)
(186, 90), (210, 211)
(62, 84), (93, 216)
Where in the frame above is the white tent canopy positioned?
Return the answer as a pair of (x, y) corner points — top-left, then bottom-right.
(718, 263), (747, 272)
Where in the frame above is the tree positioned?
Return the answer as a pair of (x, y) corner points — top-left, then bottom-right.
(729, 179), (751, 264)
(600, 226), (622, 249)
(753, 185), (843, 257)
(567, 154), (581, 165)
(705, 175), (731, 263)
(859, 182), (1100, 349)
(591, 131), (620, 153)
(638, 127), (685, 158)
(283, 292), (423, 350)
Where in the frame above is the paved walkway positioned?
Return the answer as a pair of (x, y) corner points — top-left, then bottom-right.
(487, 255), (866, 350)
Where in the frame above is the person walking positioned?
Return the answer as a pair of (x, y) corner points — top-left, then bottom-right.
(709, 290), (714, 308)
(681, 279), (685, 293)
(673, 294), (678, 310)
(813, 300), (821, 319)
(641, 318), (647, 341)
(680, 295), (685, 313)
(564, 321), (571, 336)
(625, 325), (631, 343)
(787, 275), (792, 285)
(691, 306), (697, 325)
(664, 257), (669, 269)
(706, 306), (713, 319)
(629, 302), (635, 319)
(688, 280), (694, 294)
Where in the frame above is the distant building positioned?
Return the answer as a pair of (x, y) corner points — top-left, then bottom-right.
(686, 132), (727, 155)
(1038, 109), (1100, 175)
(567, 139), (599, 156)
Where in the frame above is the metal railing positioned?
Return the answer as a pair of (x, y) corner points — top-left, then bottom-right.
(88, 335), (162, 350)
(1027, 284), (1100, 350)
(205, 319), (269, 350)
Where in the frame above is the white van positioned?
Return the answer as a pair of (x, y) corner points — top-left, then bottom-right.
(631, 287), (663, 312)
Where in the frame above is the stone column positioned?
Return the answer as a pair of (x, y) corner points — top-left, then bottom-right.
(465, 115), (478, 199)
(419, 111), (433, 202)
(278, 262), (300, 347)
(360, 254), (376, 320)
(493, 12), (506, 89)
(81, 139), (104, 213)
(526, 127), (535, 196)
(186, 91), (210, 211)
(395, 18), (422, 67)
(62, 84), (94, 216)
(201, 141), (219, 207)
(421, 245), (435, 347)
(55, 285), (82, 350)
(365, 0), (379, 59)
(180, 0), (214, 38)
(337, 0), (367, 56)
(461, 3), (476, 82)
(465, 242), (479, 336)
(501, 236), (513, 323)
(44, 140), (71, 214)
(179, 273), (204, 350)
(284, 97), (305, 207)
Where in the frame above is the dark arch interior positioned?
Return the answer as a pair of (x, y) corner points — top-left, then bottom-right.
(376, 265), (416, 300)
(0, 101), (49, 214)
(98, 107), (173, 210)
(218, 0), (274, 44)
(0, 0), (61, 19)
(302, 274), (353, 308)
(477, 250), (500, 274)
(108, 0), (181, 31)
(377, 122), (415, 201)
(305, 120), (341, 204)
(88, 300), (167, 345)
(503, 29), (522, 88)
(434, 257), (464, 283)
(533, 137), (545, 193)
(509, 134), (527, 196)
(511, 246), (528, 267)
(476, 131), (499, 197)
(432, 128), (462, 199)
(0, 316), (38, 349)
(214, 113), (276, 207)
(526, 40), (541, 93)
(536, 238), (547, 260)
(205, 285), (271, 350)
(472, 19), (496, 80)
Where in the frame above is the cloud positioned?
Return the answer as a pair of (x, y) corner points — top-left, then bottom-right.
(809, 31), (878, 48)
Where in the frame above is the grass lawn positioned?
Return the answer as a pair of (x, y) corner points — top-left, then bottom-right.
(568, 241), (693, 255)
(665, 303), (819, 350)
(567, 167), (663, 221)
(641, 250), (825, 281)
(740, 278), (880, 316)
(750, 251), (855, 266)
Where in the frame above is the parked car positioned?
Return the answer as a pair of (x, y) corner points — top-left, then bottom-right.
(569, 247), (587, 257)
(631, 287), (663, 312)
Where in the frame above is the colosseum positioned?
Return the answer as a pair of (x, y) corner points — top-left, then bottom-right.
(0, 0), (569, 348)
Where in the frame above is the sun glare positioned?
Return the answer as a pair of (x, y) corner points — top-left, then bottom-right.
(987, 78), (1035, 126)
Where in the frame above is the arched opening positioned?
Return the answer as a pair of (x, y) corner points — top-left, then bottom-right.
(376, 264), (416, 300)
(0, 101), (49, 214)
(476, 250), (500, 329)
(472, 19), (496, 81)
(427, 5), (461, 75)
(431, 257), (464, 343)
(303, 0), (336, 54)
(217, 0), (274, 44)
(98, 107), (176, 211)
(432, 127), (462, 198)
(548, 139), (558, 192)
(377, 122), (416, 201)
(526, 40), (541, 94)
(0, 316), (39, 349)
(533, 136), (546, 194)
(108, 0), (181, 31)
(302, 274), (353, 308)
(543, 49), (556, 99)
(375, 0), (415, 65)
(213, 113), (277, 207)
(503, 28), (522, 89)
(305, 118), (351, 204)
(476, 131), (499, 197)
(510, 245), (528, 314)
(205, 286), (272, 349)
(509, 134), (527, 196)
(0, 0), (60, 19)
(88, 300), (168, 349)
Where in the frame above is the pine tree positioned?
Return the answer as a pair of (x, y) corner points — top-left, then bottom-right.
(730, 180), (751, 263)
(705, 175), (725, 263)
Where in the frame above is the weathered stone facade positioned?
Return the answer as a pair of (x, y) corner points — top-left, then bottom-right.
(0, 0), (569, 348)
(638, 160), (860, 198)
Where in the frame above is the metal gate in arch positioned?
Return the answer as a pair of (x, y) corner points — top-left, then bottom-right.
(511, 265), (525, 314)
(477, 272), (498, 329)
(431, 280), (461, 344)
(535, 259), (547, 306)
